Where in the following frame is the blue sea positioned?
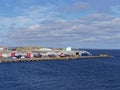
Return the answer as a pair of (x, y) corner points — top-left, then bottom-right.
(0, 49), (120, 90)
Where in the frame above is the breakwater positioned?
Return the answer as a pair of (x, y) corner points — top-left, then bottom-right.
(0, 55), (112, 63)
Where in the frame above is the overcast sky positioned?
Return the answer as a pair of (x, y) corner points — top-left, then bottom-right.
(0, 0), (120, 49)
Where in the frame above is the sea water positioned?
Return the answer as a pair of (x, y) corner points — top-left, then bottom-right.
(0, 49), (120, 90)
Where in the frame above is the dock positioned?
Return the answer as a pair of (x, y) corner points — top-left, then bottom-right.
(0, 55), (112, 63)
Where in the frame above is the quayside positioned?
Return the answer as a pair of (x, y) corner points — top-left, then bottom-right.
(0, 55), (112, 63)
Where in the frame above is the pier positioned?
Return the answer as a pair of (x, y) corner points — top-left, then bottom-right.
(0, 55), (112, 63)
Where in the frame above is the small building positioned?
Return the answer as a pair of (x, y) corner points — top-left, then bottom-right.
(39, 48), (52, 51)
(0, 47), (4, 51)
(2, 53), (9, 57)
(0, 46), (8, 51)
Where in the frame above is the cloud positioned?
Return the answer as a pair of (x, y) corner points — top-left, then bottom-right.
(0, 4), (60, 30)
(61, 1), (90, 13)
(5, 13), (120, 48)
(0, 0), (120, 48)
(83, 13), (114, 21)
(0, 39), (2, 42)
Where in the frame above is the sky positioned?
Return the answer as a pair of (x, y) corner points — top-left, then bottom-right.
(0, 0), (120, 49)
